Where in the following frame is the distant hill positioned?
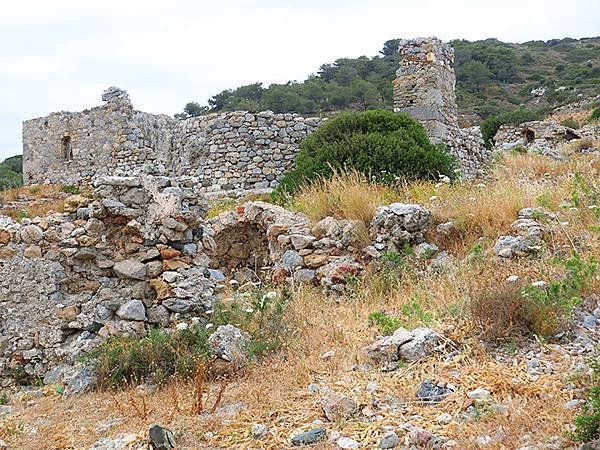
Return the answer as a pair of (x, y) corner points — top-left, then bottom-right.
(0, 155), (23, 190)
(177, 37), (600, 121)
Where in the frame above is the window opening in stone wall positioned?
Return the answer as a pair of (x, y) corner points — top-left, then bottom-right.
(524, 129), (535, 143)
(62, 136), (73, 160)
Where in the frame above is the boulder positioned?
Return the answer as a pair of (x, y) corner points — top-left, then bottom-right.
(321, 393), (358, 421)
(148, 424), (176, 450)
(291, 428), (326, 446)
(208, 325), (250, 371)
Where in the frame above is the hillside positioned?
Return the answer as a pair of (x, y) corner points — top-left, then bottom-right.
(177, 37), (600, 120)
(0, 155), (22, 190)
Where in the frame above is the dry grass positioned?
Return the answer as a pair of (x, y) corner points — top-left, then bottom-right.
(2, 152), (599, 449)
(292, 170), (394, 224)
(0, 184), (69, 220)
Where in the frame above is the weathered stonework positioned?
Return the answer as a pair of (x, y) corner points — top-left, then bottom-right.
(393, 37), (491, 177)
(493, 120), (582, 156)
(23, 88), (322, 196)
(0, 190), (438, 386)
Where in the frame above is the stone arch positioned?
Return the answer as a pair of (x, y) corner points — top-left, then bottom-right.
(61, 136), (73, 160)
(523, 129), (535, 143)
(212, 221), (271, 275)
(210, 202), (310, 279)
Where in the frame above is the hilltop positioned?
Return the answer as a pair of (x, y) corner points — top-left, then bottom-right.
(177, 36), (600, 121)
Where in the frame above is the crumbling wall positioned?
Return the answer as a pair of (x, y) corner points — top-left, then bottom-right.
(493, 120), (582, 155)
(0, 175), (219, 385)
(23, 88), (322, 195)
(171, 111), (320, 193)
(393, 37), (491, 178)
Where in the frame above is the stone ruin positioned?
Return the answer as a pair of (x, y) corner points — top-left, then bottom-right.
(493, 120), (599, 157)
(22, 37), (492, 193)
(393, 37), (491, 177)
(0, 175), (437, 389)
(2, 36), (499, 390)
(22, 91), (322, 197)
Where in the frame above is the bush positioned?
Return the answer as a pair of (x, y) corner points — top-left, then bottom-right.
(368, 311), (402, 335)
(571, 354), (600, 443)
(471, 282), (526, 340)
(590, 107), (600, 121)
(471, 254), (597, 340)
(561, 118), (580, 129)
(481, 108), (544, 149)
(91, 325), (212, 388)
(90, 287), (292, 388)
(522, 254), (597, 338)
(274, 110), (456, 197)
(61, 185), (81, 195)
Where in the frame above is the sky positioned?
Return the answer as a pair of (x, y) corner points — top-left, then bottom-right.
(1, 0), (599, 161)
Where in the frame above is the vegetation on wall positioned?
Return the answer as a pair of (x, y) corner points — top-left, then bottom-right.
(178, 37), (600, 120)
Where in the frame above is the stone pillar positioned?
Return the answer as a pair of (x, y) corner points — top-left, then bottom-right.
(393, 37), (458, 144)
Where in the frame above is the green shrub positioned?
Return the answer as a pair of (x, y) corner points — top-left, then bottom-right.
(591, 107), (600, 121)
(61, 185), (81, 195)
(571, 353), (600, 442)
(273, 110), (456, 197)
(90, 287), (292, 388)
(481, 108), (544, 149)
(522, 254), (598, 338)
(561, 118), (580, 129)
(211, 287), (291, 358)
(368, 311), (402, 335)
(572, 387), (600, 443)
(90, 325), (212, 388)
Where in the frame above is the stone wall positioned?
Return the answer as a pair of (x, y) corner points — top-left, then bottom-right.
(0, 175), (219, 387)
(393, 37), (491, 178)
(23, 88), (322, 196)
(493, 120), (582, 156)
(0, 179), (439, 386)
(171, 111), (320, 192)
(23, 37), (494, 189)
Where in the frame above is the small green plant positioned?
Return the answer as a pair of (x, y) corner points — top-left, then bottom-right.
(381, 250), (404, 265)
(16, 210), (28, 222)
(536, 192), (554, 210)
(469, 242), (485, 258)
(510, 145), (528, 155)
(61, 185), (81, 195)
(28, 186), (41, 195)
(522, 254), (598, 337)
(570, 353), (600, 443)
(561, 118), (580, 129)
(400, 296), (433, 326)
(211, 287), (290, 358)
(590, 107), (600, 122)
(0, 393), (7, 405)
(368, 311), (402, 335)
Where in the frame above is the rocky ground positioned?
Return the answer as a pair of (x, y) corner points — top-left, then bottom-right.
(0, 145), (599, 449)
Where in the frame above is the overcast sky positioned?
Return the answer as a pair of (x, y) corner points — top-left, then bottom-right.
(1, 0), (599, 161)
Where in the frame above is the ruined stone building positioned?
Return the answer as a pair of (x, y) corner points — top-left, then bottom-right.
(393, 37), (490, 176)
(22, 37), (491, 193)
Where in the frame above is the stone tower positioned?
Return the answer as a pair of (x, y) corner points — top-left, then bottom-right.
(393, 37), (459, 144)
(393, 37), (491, 177)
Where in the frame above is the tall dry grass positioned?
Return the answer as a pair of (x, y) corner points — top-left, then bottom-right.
(291, 170), (395, 224)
